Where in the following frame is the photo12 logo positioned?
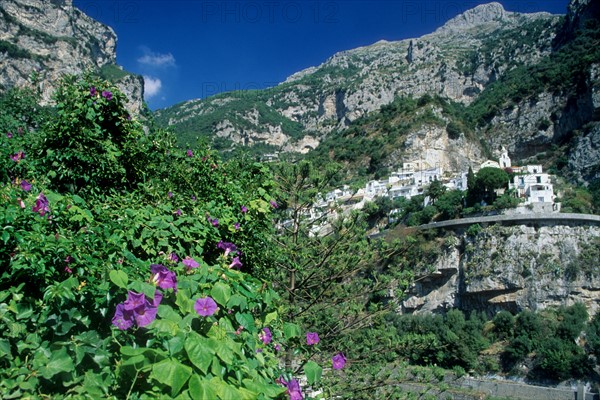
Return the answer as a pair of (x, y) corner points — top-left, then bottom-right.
(199, 1), (339, 24)
(200, 81), (279, 98)
(78, 1), (141, 24)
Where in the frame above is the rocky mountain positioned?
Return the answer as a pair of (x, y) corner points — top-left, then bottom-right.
(0, 0), (144, 115)
(155, 0), (600, 185)
(402, 222), (600, 316)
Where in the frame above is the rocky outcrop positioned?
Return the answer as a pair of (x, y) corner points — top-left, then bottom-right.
(402, 223), (600, 316)
(0, 0), (144, 114)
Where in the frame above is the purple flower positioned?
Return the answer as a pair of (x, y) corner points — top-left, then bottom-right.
(332, 352), (347, 370)
(175, 209), (182, 216)
(65, 255), (73, 264)
(270, 200), (278, 209)
(274, 343), (281, 352)
(32, 192), (50, 217)
(168, 191), (173, 198)
(112, 303), (134, 330)
(20, 180), (32, 191)
(152, 290), (163, 307)
(194, 296), (218, 317)
(229, 256), (243, 269)
(191, 195), (196, 201)
(182, 256), (199, 269)
(123, 291), (146, 311)
(210, 218), (219, 227)
(241, 205), (248, 213)
(10, 150), (25, 162)
(259, 327), (272, 345)
(286, 379), (303, 400)
(168, 252), (179, 263)
(234, 222), (240, 231)
(6, 132), (13, 138)
(306, 332), (320, 346)
(187, 149), (193, 157)
(150, 264), (177, 290)
(133, 302), (158, 327)
(90, 86), (97, 96)
(101, 90), (113, 100)
(217, 241), (238, 257)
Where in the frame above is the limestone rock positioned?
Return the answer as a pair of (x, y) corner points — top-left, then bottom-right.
(0, 0), (143, 115)
(402, 224), (600, 316)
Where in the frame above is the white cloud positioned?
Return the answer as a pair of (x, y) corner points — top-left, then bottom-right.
(137, 49), (176, 68)
(143, 76), (162, 98)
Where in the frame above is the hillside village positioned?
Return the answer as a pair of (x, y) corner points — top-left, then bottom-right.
(306, 148), (559, 229)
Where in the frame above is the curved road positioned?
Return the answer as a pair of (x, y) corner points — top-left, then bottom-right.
(418, 212), (600, 230)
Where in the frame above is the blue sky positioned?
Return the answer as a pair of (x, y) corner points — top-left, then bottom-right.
(73, 0), (570, 110)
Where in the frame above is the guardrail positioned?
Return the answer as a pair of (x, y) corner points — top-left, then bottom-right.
(418, 213), (600, 231)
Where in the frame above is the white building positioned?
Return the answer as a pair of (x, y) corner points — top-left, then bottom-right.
(509, 166), (556, 205)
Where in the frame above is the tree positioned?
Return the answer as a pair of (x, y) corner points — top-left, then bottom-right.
(425, 179), (446, 205)
(264, 160), (410, 374)
(436, 190), (464, 220)
(469, 167), (509, 205)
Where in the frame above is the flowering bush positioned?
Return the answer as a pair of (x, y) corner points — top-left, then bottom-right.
(0, 76), (348, 399)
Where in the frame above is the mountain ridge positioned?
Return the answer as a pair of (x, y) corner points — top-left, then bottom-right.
(153, 2), (575, 170)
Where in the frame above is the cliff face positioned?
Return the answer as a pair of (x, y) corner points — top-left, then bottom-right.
(402, 223), (600, 316)
(0, 0), (144, 114)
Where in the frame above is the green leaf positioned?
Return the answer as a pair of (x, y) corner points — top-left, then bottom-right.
(150, 358), (192, 398)
(212, 376), (242, 400)
(0, 339), (10, 357)
(226, 293), (248, 310)
(188, 375), (217, 400)
(235, 312), (256, 332)
(184, 332), (214, 374)
(39, 347), (75, 379)
(264, 311), (278, 326)
(130, 281), (157, 298)
(210, 282), (231, 306)
(283, 322), (301, 339)
(304, 360), (323, 386)
(242, 379), (286, 397)
(109, 269), (128, 289)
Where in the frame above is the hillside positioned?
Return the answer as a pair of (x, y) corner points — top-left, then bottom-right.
(0, 0), (144, 114)
(155, 1), (600, 186)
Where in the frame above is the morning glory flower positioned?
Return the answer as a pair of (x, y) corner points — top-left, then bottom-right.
(20, 180), (31, 191)
(168, 191), (173, 198)
(234, 222), (240, 230)
(241, 205), (248, 213)
(187, 149), (193, 157)
(6, 131), (12, 138)
(112, 303), (134, 330)
(123, 291), (146, 311)
(152, 291), (163, 307)
(229, 256), (243, 269)
(194, 296), (218, 317)
(90, 86), (97, 96)
(332, 352), (347, 370)
(270, 199), (278, 208)
(32, 192), (50, 217)
(217, 241), (238, 257)
(285, 379), (303, 400)
(10, 150), (25, 162)
(182, 256), (199, 269)
(150, 264), (177, 290)
(133, 302), (158, 327)
(168, 252), (179, 263)
(101, 90), (113, 100)
(259, 327), (272, 345)
(306, 332), (320, 345)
